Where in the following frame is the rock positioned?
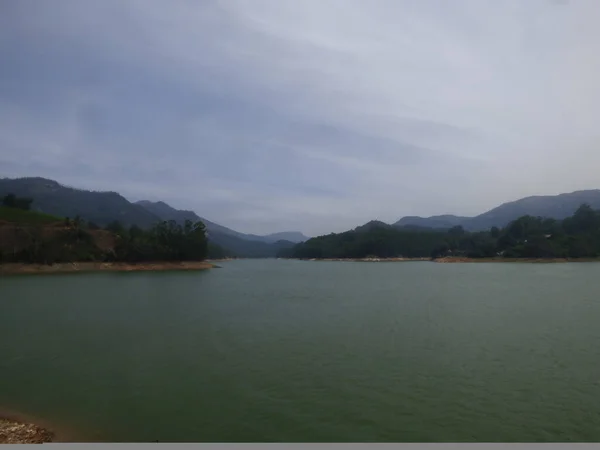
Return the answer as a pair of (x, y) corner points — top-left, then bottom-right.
(0, 418), (53, 444)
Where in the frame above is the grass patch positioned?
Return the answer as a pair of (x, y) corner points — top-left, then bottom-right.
(0, 207), (62, 225)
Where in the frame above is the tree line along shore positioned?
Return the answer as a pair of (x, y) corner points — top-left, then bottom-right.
(285, 256), (598, 263)
(279, 204), (600, 262)
(0, 193), (222, 273)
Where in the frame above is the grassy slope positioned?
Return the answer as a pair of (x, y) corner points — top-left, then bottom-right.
(0, 207), (62, 225)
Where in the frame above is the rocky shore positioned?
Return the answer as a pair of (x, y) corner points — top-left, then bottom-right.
(0, 418), (53, 444)
(0, 261), (217, 275)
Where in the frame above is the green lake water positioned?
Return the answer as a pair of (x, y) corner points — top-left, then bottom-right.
(2, 259), (600, 442)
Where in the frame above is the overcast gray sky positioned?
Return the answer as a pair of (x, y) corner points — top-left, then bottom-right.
(1, 0), (599, 236)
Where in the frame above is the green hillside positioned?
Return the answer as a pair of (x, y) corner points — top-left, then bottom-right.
(0, 177), (160, 228)
(0, 178), (298, 258)
(0, 206), (62, 225)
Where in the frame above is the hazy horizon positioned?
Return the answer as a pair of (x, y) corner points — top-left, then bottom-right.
(2, 0), (600, 235)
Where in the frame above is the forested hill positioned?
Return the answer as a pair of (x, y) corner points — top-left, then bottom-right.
(394, 215), (468, 230)
(284, 204), (600, 260)
(462, 190), (600, 231)
(0, 194), (279, 263)
(0, 177), (160, 228)
(394, 190), (600, 231)
(0, 177), (297, 258)
(0, 196), (210, 264)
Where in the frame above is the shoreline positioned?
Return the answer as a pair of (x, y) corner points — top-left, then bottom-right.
(432, 256), (600, 263)
(296, 257), (430, 262)
(0, 261), (217, 275)
(293, 256), (600, 263)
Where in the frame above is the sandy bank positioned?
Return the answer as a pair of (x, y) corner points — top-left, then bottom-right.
(0, 261), (217, 275)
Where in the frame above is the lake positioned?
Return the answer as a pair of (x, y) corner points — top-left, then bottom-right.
(2, 259), (600, 442)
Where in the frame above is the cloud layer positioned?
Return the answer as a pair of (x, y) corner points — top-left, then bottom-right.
(1, 0), (599, 235)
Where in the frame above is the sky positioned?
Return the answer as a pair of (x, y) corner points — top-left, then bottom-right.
(1, 0), (600, 236)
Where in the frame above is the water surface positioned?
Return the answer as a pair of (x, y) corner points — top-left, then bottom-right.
(2, 260), (600, 442)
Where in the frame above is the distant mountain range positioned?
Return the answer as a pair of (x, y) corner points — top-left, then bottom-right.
(0, 177), (307, 257)
(3, 176), (599, 251)
(393, 190), (600, 231)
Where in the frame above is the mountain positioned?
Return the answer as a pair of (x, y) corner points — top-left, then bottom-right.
(134, 200), (199, 225)
(394, 190), (600, 232)
(9, 176), (596, 253)
(135, 200), (307, 243)
(461, 190), (600, 231)
(135, 200), (231, 237)
(134, 200), (297, 257)
(0, 177), (160, 228)
(261, 231), (308, 243)
(393, 215), (467, 230)
(203, 232), (295, 258)
(354, 220), (393, 233)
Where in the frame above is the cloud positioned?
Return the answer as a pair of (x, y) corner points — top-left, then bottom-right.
(1, 0), (600, 235)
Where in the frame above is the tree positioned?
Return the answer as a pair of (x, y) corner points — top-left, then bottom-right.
(128, 224), (144, 241)
(565, 204), (599, 234)
(2, 193), (32, 210)
(490, 226), (500, 238)
(448, 225), (465, 237)
(2, 193), (16, 208)
(105, 220), (125, 235)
